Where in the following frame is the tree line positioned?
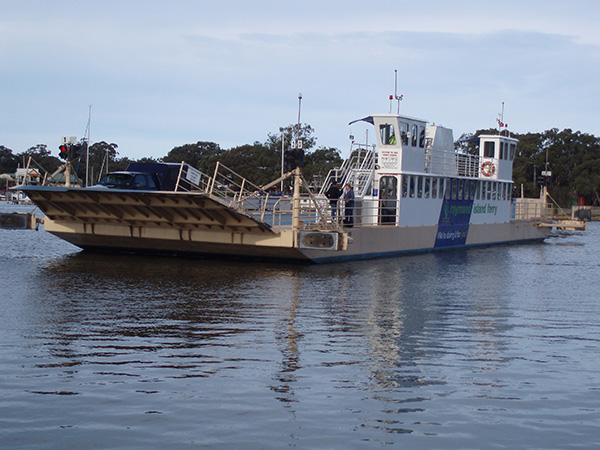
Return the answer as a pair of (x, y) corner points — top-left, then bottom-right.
(0, 124), (343, 191)
(458, 127), (600, 206)
(2, 125), (600, 206)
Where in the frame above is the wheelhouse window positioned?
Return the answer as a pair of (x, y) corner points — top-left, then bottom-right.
(379, 124), (397, 145)
(399, 122), (409, 145)
(401, 175), (408, 197)
(411, 124), (418, 147)
(484, 141), (495, 158)
(419, 127), (426, 148)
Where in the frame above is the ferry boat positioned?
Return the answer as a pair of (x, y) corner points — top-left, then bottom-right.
(16, 111), (552, 263)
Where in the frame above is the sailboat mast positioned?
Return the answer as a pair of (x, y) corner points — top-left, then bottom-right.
(85, 105), (92, 187)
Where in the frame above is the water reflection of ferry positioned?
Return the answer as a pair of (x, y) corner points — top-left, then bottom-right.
(17, 110), (553, 263)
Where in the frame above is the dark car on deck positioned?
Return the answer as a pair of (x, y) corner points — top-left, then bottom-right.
(96, 171), (160, 190)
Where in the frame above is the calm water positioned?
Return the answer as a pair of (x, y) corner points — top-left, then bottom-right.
(1, 203), (600, 449)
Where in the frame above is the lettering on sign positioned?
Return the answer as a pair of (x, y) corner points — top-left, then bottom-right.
(472, 203), (498, 215)
(380, 150), (398, 169)
(186, 166), (203, 186)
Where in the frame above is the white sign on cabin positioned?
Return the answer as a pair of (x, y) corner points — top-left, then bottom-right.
(380, 149), (399, 170)
(185, 166), (202, 186)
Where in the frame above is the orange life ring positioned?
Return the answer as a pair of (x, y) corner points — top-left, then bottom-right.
(481, 161), (496, 177)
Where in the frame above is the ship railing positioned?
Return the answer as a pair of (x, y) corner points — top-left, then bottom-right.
(425, 148), (482, 177)
(173, 162), (213, 192)
(207, 161), (266, 210)
(204, 162), (336, 229)
(204, 160), (406, 231)
(512, 198), (554, 220)
(293, 197), (402, 230)
(456, 153), (482, 178)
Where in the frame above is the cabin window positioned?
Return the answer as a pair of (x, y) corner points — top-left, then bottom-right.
(501, 142), (507, 159)
(419, 127), (426, 148)
(411, 124), (418, 147)
(399, 122), (409, 145)
(379, 124), (397, 145)
(431, 178), (438, 198)
(451, 179), (457, 199)
(509, 143), (516, 160)
(469, 180), (475, 200)
(417, 176), (423, 198)
(409, 176), (416, 198)
(487, 182), (492, 200)
(484, 141), (495, 158)
(401, 175), (408, 197)
(457, 179), (464, 200)
(424, 177), (430, 198)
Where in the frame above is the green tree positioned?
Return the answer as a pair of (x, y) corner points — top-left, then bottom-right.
(265, 123), (317, 155)
(219, 142), (280, 186)
(302, 146), (343, 184)
(570, 159), (600, 205)
(512, 131), (546, 198)
(0, 145), (19, 174)
(86, 141), (120, 184)
(17, 144), (62, 173)
(163, 141), (223, 174)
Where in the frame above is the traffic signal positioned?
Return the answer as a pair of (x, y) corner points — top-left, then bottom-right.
(59, 144), (69, 159)
(58, 142), (84, 160)
(70, 142), (83, 159)
(284, 149), (304, 171)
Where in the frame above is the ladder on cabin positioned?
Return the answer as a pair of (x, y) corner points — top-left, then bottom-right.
(320, 143), (376, 198)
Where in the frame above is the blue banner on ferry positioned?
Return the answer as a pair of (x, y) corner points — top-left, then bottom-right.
(434, 198), (474, 248)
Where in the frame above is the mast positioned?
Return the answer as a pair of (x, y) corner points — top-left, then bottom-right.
(389, 70), (403, 114)
(292, 93), (302, 241)
(85, 105), (91, 187)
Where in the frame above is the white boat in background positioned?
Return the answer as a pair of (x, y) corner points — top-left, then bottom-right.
(17, 109), (556, 263)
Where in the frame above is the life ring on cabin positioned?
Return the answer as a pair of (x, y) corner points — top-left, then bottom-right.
(481, 161), (496, 177)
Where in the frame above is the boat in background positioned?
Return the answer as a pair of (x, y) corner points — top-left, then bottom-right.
(16, 106), (564, 263)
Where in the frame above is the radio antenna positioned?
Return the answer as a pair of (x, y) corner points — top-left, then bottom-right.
(389, 70), (403, 114)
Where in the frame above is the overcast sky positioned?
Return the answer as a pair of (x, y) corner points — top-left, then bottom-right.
(2, 0), (600, 160)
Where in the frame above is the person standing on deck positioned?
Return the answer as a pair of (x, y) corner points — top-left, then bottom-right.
(325, 180), (342, 222)
(343, 183), (355, 227)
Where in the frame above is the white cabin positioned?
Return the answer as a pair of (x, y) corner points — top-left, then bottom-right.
(336, 114), (519, 230)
